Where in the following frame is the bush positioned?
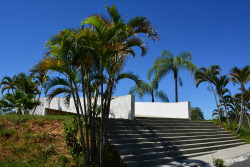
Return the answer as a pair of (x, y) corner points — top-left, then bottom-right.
(191, 107), (205, 121)
(63, 117), (83, 162)
(213, 158), (225, 167)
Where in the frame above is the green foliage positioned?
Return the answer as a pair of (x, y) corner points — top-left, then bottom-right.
(213, 118), (250, 143)
(213, 158), (225, 167)
(0, 128), (14, 139)
(63, 117), (83, 161)
(56, 153), (70, 167)
(191, 107), (205, 121)
(129, 78), (169, 102)
(0, 73), (41, 114)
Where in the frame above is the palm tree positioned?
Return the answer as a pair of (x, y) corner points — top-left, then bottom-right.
(213, 75), (230, 125)
(15, 73), (39, 95)
(82, 5), (158, 166)
(194, 65), (222, 125)
(0, 90), (40, 114)
(0, 75), (17, 94)
(31, 70), (48, 114)
(129, 79), (169, 102)
(148, 50), (196, 102)
(229, 65), (250, 133)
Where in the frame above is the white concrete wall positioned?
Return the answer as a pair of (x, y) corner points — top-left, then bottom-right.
(32, 95), (135, 119)
(135, 101), (190, 119)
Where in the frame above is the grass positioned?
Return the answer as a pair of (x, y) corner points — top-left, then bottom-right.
(0, 113), (124, 167)
(0, 113), (75, 167)
(213, 117), (250, 144)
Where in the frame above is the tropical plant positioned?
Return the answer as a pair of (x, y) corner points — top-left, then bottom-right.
(148, 50), (196, 102)
(229, 65), (250, 133)
(32, 4), (158, 166)
(0, 90), (40, 114)
(213, 75), (230, 125)
(82, 5), (158, 166)
(194, 65), (222, 125)
(31, 70), (48, 114)
(0, 75), (17, 94)
(129, 78), (169, 102)
(0, 73), (40, 114)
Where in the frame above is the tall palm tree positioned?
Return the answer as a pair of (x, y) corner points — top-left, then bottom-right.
(213, 75), (230, 125)
(82, 5), (158, 166)
(148, 50), (196, 102)
(229, 65), (250, 133)
(129, 79), (169, 102)
(194, 65), (222, 125)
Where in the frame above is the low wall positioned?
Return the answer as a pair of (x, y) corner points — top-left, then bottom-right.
(135, 101), (190, 119)
(32, 95), (135, 119)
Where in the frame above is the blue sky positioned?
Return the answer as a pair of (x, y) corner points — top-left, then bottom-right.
(0, 0), (249, 119)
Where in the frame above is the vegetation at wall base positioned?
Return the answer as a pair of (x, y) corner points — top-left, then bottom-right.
(213, 117), (250, 144)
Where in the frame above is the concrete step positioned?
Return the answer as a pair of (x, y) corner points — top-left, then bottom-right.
(108, 131), (230, 139)
(108, 125), (221, 130)
(113, 141), (163, 150)
(122, 151), (166, 162)
(117, 146), (166, 155)
(108, 122), (215, 127)
(108, 128), (225, 134)
(165, 139), (243, 151)
(107, 118), (245, 167)
(123, 142), (245, 167)
(109, 135), (237, 145)
(166, 142), (246, 156)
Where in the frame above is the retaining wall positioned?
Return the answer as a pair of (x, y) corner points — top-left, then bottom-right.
(135, 101), (190, 119)
(32, 95), (135, 119)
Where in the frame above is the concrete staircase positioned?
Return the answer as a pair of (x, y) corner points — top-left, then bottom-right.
(107, 117), (246, 167)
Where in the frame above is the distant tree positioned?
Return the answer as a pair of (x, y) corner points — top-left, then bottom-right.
(148, 50), (196, 102)
(191, 107), (205, 121)
(129, 78), (169, 102)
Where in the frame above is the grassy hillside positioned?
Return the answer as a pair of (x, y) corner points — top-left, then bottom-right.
(0, 114), (124, 167)
(0, 114), (73, 166)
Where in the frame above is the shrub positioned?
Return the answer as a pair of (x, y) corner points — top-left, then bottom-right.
(63, 117), (83, 161)
(213, 158), (225, 167)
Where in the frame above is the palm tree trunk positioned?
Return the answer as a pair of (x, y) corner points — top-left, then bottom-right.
(221, 96), (230, 126)
(151, 91), (154, 102)
(69, 80), (87, 164)
(174, 71), (178, 102)
(236, 84), (244, 134)
(100, 54), (104, 167)
(210, 82), (222, 126)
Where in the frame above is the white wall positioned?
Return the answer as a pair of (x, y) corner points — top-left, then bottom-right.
(32, 95), (135, 119)
(135, 101), (190, 119)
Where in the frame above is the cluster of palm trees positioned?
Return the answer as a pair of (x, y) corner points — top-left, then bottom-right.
(0, 73), (42, 114)
(29, 5), (158, 166)
(195, 65), (250, 133)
